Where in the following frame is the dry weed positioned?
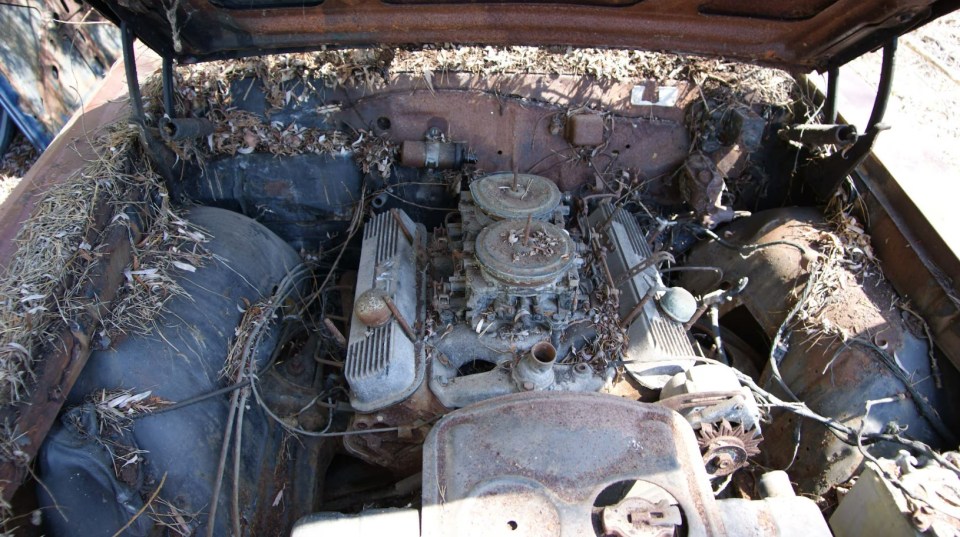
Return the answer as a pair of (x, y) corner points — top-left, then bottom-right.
(90, 388), (170, 435)
(0, 123), (211, 408)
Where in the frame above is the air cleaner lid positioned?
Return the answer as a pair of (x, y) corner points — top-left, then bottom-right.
(471, 172), (561, 221)
(475, 219), (574, 287)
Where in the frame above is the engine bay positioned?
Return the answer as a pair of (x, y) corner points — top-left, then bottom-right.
(25, 51), (960, 536)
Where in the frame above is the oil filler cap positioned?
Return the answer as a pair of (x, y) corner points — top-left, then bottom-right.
(354, 289), (392, 327)
(658, 287), (697, 324)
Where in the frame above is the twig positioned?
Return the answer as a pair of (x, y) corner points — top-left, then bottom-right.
(767, 259), (822, 402)
(111, 473), (167, 537)
(900, 304), (942, 389)
(205, 389), (239, 537)
(231, 387), (249, 537)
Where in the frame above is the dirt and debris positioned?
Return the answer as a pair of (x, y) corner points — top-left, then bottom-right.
(501, 226), (561, 261)
(392, 46), (796, 105)
(152, 45), (796, 117)
(146, 48), (394, 117)
(788, 186), (886, 342)
(146, 44), (800, 183)
(167, 109), (398, 178)
(582, 287), (628, 372)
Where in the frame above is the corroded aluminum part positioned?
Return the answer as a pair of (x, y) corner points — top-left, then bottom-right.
(421, 391), (725, 536)
(511, 341), (557, 390)
(474, 218), (575, 287)
(470, 172), (561, 221)
(590, 205), (699, 389)
(344, 209), (425, 412)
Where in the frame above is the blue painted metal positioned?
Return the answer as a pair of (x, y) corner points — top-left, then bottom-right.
(0, 0), (120, 153)
(0, 73), (53, 150)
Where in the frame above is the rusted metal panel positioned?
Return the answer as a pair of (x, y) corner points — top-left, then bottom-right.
(0, 47), (161, 267)
(421, 391), (726, 535)
(853, 155), (960, 382)
(680, 208), (955, 495)
(321, 74), (690, 192)
(86, 0), (950, 71)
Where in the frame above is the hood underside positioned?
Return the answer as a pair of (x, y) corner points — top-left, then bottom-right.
(90, 0), (958, 70)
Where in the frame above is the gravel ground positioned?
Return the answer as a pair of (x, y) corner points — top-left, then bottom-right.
(0, 132), (37, 205)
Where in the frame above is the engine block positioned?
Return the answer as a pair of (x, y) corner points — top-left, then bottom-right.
(342, 171), (764, 478)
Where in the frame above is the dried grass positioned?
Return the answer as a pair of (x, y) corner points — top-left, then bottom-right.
(155, 45), (797, 115)
(147, 48), (395, 117)
(148, 498), (199, 536)
(190, 109), (397, 178)
(795, 186), (883, 333)
(0, 122), (209, 405)
(394, 46), (796, 105)
(89, 388), (170, 435)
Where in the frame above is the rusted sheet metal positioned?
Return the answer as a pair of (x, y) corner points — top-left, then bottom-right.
(0, 0), (120, 148)
(88, 0), (946, 71)
(680, 208), (955, 495)
(379, 73), (691, 122)
(421, 391), (726, 535)
(853, 154), (960, 386)
(320, 74), (691, 192)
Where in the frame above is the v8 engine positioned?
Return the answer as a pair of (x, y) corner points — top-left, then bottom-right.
(340, 172), (763, 479)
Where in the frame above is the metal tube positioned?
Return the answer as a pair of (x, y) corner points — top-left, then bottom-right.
(825, 66), (839, 123)
(162, 55), (175, 118)
(512, 341), (558, 390)
(525, 341), (557, 374)
(121, 22), (144, 125)
(160, 117), (215, 141)
(778, 124), (858, 146)
(867, 38), (898, 130)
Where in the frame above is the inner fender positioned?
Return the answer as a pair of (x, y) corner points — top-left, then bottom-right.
(39, 206), (312, 536)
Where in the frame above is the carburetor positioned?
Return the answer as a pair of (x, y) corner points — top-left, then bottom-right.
(432, 172), (580, 331)
(426, 172), (608, 408)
